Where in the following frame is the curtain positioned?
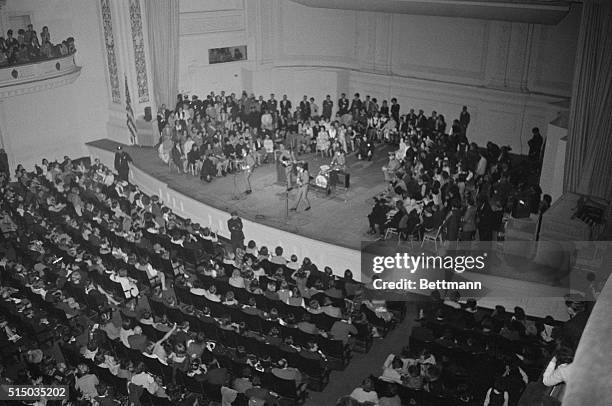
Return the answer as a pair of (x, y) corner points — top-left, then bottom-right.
(563, 1), (612, 203)
(145, 0), (180, 109)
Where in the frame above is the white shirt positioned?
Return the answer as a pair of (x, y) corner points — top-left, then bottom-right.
(350, 388), (379, 405)
(110, 274), (139, 299)
(131, 372), (159, 394)
(120, 328), (134, 347)
(543, 359), (572, 387)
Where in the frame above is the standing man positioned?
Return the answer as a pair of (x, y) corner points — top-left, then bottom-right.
(267, 93), (278, 114)
(227, 211), (245, 252)
(299, 96), (311, 121)
(528, 127), (543, 161)
(291, 164), (311, 212)
(280, 95), (292, 119)
(322, 95), (334, 120)
(0, 148), (9, 178)
(350, 93), (362, 116)
(243, 149), (256, 194)
(338, 93), (349, 116)
(459, 106), (471, 135)
(114, 146), (132, 182)
(390, 98), (400, 124)
(278, 145), (296, 190)
(309, 97), (320, 121)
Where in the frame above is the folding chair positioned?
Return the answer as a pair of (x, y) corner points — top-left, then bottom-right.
(421, 224), (444, 251)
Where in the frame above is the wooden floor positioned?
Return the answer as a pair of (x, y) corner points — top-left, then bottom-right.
(88, 139), (390, 250)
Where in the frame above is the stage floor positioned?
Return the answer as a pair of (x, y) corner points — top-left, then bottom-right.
(88, 139), (389, 251)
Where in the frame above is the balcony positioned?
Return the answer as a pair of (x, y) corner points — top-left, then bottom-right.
(0, 53), (82, 98)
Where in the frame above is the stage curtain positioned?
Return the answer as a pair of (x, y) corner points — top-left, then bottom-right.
(563, 1), (612, 203)
(145, 0), (179, 108)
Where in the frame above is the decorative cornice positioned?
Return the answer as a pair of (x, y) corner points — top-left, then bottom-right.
(0, 54), (82, 98)
(0, 68), (81, 98)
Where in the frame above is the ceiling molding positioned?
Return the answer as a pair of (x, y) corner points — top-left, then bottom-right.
(289, 0), (571, 24)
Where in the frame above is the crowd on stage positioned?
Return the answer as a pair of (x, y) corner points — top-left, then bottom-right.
(368, 111), (547, 243)
(155, 91), (412, 183)
(0, 25), (76, 67)
(0, 152), (403, 405)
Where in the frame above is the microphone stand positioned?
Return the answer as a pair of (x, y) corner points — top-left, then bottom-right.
(285, 180), (290, 219)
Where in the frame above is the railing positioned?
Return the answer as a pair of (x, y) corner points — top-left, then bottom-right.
(0, 52), (81, 98)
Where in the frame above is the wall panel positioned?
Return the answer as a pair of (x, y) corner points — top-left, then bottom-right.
(1, 0), (109, 169)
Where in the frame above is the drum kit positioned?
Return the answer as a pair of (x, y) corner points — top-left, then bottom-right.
(316, 165), (331, 188)
(316, 164), (349, 192)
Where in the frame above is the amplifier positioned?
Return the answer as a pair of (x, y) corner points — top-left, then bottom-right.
(332, 171), (350, 189)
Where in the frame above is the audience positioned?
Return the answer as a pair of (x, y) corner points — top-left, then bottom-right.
(0, 26), (76, 67)
(0, 153), (405, 405)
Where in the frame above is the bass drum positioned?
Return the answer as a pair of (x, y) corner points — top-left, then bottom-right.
(315, 174), (328, 188)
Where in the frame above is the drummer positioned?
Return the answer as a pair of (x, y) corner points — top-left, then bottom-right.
(330, 149), (346, 172)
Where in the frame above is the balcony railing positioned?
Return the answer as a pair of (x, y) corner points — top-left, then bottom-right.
(0, 52), (81, 98)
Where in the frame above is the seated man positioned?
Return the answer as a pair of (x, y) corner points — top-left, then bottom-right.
(271, 359), (307, 392)
(382, 153), (400, 182)
(200, 154), (216, 182)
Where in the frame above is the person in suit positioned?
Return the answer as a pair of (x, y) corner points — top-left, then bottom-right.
(227, 211), (245, 252)
(0, 148), (9, 177)
(461, 197), (477, 241)
(338, 93), (350, 116)
(280, 95), (292, 119)
(477, 199), (496, 241)
(322, 95), (334, 120)
(291, 164), (311, 212)
(278, 145), (296, 189)
(243, 149), (256, 194)
(299, 96), (311, 121)
(114, 146), (132, 182)
(267, 93), (278, 114)
(459, 106), (471, 135)
(528, 127), (543, 161)
(350, 93), (362, 116)
(390, 98), (400, 123)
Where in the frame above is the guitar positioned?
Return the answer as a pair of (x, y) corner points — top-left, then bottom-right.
(280, 155), (296, 167)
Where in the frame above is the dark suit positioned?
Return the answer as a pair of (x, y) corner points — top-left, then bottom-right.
(350, 99), (362, 115)
(114, 151), (132, 182)
(322, 100), (333, 120)
(280, 100), (292, 117)
(127, 334), (148, 352)
(267, 99), (278, 113)
(227, 217), (245, 251)
(338, 98), (349, 115)
(299, 100), (311, 120)
(391, 103), (400, 122)
(460, 111), (471, 132)
(477, 201), (495, 241)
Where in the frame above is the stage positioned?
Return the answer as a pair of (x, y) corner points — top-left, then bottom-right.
(87, 139), (389, 251)
(85, 138), (606, 320)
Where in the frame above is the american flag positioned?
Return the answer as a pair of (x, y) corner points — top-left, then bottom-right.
(125, 76), (138, 145)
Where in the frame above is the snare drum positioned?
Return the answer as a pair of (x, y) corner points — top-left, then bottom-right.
(315, 174), (328, 188)
(319, 165), (331, 175)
